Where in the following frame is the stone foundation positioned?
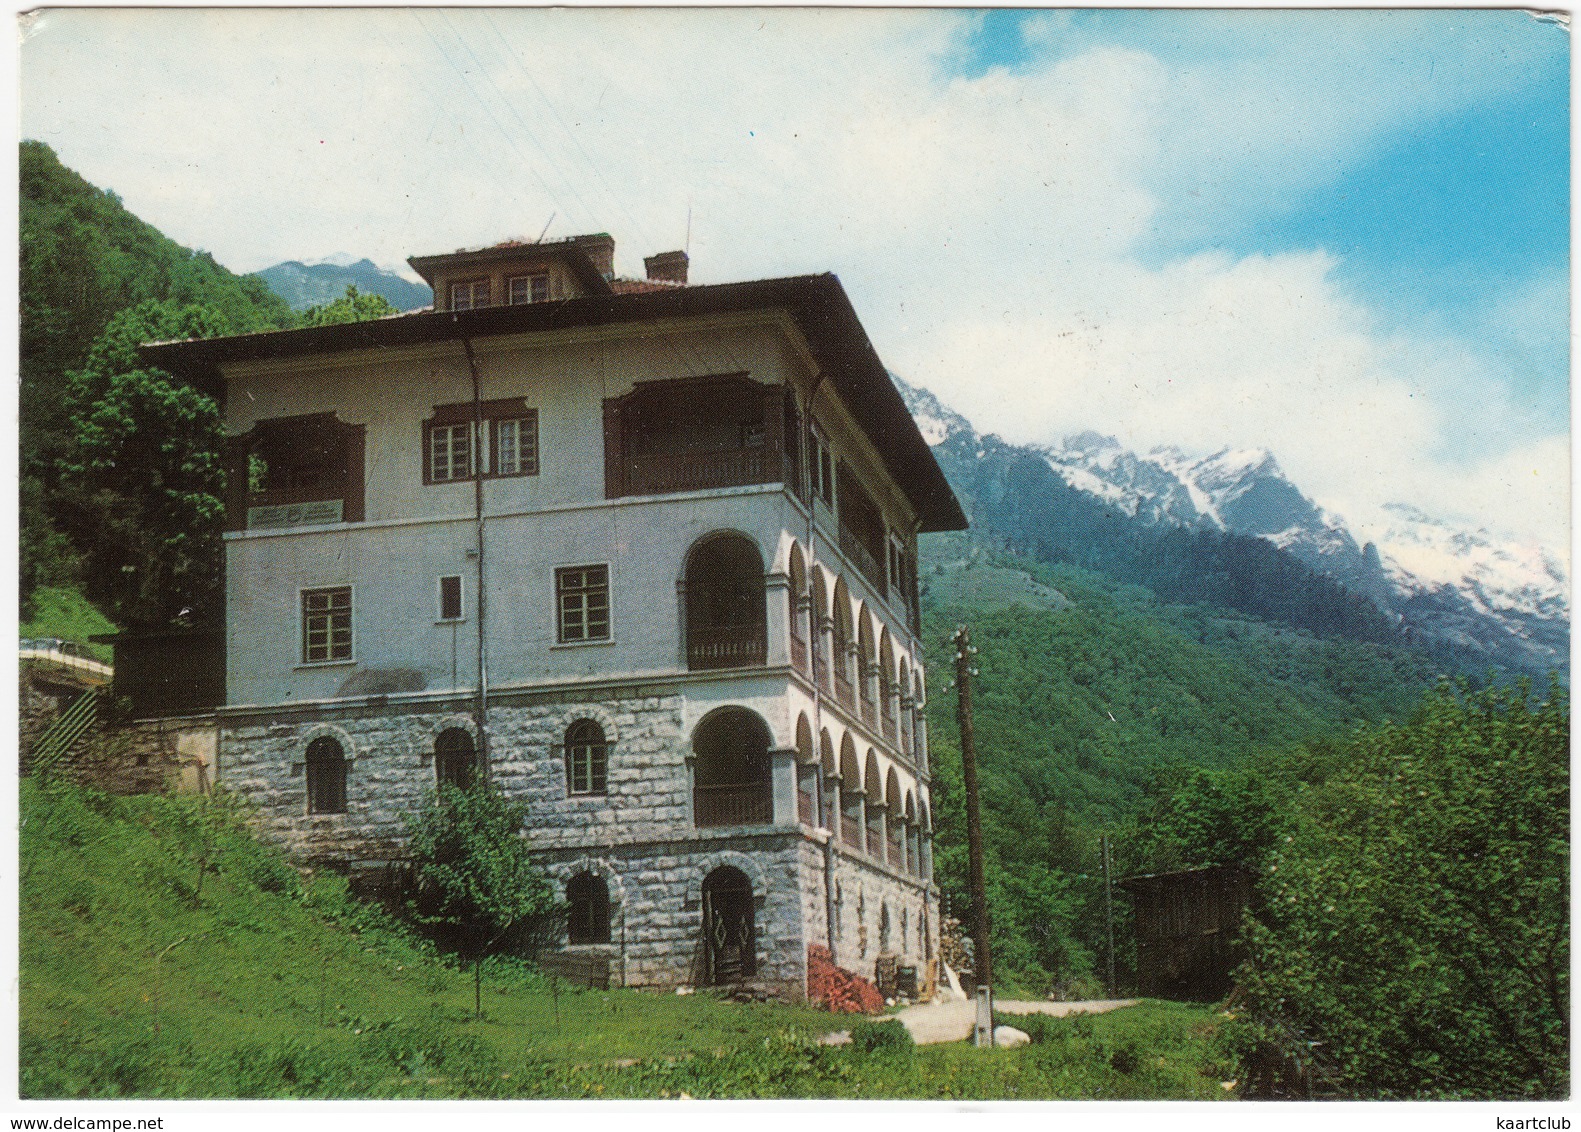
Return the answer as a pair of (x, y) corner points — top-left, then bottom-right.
(217, 689), (938, 1002)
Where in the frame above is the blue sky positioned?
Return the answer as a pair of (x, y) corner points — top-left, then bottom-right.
(19, 7), (1571, 557)
(956, 8), (1569, 432)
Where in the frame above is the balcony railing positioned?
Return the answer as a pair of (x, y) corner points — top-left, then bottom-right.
(694, 784), (773, 827)
(834, 669), (854, 710)
(841, 805), (864, 850)
(687, 624), (767, 671)
(838, 522), (885, 594)
(625, 447), (771, 496)
(790, 633), (808, 674)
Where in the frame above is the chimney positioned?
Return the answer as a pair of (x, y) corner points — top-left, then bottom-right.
(644, 250), (689, 285)
(577, 234), (616, 280)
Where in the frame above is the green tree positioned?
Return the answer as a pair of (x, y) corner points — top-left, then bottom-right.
(1132, 766), (1280, 875)
(301, 284), (399, 327)
(62, 301), (233, 628)
(404, 782), (559, 1018)
(1239, 681), (1568, 1098)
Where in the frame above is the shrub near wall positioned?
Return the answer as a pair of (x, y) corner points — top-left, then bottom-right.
(806, 946), (884, 1014)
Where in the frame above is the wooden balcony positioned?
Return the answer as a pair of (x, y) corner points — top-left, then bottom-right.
(838, 521), (885, 594)
(624, 447), (772, 496)
(694, 784), (773, 827)
(687, 624), (766, 671)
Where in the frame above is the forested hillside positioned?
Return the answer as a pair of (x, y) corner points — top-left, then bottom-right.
(915, 536), (1446, 993)
(22, 141), (301, 626)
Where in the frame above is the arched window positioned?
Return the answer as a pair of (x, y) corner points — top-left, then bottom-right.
(788, 544), (809, 675)
(857, 609), (877, 726)
(435, 727), (476, 791)
(832, 579), (854, 708)
(692, 708), (772, 827)
(879, 630), (897, 743)
(795, 714), (817, 826)
(567, 872), (611, 944)
(879, 902), (891, 953)
(685, 533), (767, 670)
(565, 720), (608, 796)
(305, 736), (347, 814)
(811, 569), (831, 692)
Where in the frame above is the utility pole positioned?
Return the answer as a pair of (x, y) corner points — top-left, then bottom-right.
(953, 625), (994, 1047)
(1101, 832), (1117, 995)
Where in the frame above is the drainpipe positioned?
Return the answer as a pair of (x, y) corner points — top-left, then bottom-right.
(460, 336), (490, 773)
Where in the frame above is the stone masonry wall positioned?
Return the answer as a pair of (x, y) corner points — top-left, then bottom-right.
(793, 835), (937, 996)
(219, 689), (814, 996)
(538, 833), (807, 996)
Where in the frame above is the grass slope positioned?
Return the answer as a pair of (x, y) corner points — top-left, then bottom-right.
(20, 778), (1240, 1099)
(20, 586), (117, 662)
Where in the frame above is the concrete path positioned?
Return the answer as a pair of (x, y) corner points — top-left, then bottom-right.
(894, 998), (1140, 1045)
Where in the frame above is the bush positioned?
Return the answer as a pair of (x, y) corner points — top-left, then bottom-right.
(848, 1018), (913, 1054)
(1240, 682), (1568, 1098)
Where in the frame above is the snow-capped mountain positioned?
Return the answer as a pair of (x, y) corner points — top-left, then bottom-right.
(898, 376), (1569, 677)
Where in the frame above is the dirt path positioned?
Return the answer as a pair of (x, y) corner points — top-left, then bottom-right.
(893, 998), (1140, 1045)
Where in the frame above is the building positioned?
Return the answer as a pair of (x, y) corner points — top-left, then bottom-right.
(1119, 864), (1255, 1000)
(140, 234), (967, 1000)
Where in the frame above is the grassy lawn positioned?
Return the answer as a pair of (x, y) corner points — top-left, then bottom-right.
(21, 778), (1244, 1099)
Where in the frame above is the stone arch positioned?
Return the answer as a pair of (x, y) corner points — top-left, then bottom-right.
(686, 849), (769, 904)
(417, 712), (480, 751)
(555, 854), (628, 909)
(551, 702), (622, 746)
(819, 728), (837, 778)
(298, 722), (360, 762)
(885, 767), (903, 812)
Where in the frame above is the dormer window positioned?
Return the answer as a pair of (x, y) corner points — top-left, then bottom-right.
(450, 278), (491, 311)
(508, 273), (550, 305)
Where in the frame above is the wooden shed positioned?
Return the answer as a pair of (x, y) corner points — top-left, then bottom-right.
(1120, 864), (1255, 1001)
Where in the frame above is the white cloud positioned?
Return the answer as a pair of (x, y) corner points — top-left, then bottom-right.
(19, 8), (1568, 557)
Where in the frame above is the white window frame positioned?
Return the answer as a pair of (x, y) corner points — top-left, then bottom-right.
(555, 564), (612, 644)
(450, 278), (491, 311)
(508, 273), (550, 305)
(300, 585), (354, 666)
(429, 421), (474, 483)
(493, 414), (539, 477)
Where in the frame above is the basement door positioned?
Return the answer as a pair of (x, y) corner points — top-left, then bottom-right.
(702, 866), (756, 985)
